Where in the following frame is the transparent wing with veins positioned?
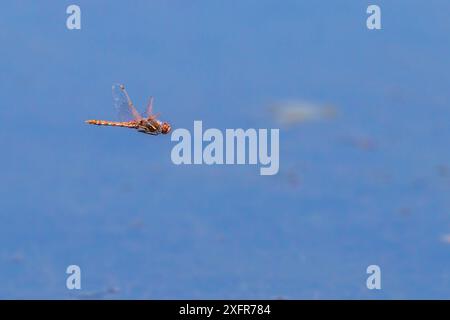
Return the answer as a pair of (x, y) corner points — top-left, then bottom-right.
(143, 96), (160, 120)
(112, 83), (142, 122)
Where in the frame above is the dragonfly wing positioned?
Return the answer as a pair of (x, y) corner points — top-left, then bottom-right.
(112, 83), (142, 121)
(143, 96), (154, 118)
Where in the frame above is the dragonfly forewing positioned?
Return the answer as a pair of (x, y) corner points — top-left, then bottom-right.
(143, 96), (154, 118)
(112, 83), (142, 121)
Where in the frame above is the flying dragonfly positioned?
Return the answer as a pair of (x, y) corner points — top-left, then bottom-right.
(85, 84), (171, 135)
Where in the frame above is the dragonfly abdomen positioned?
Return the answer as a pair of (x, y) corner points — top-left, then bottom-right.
(85, 120), (137, 128)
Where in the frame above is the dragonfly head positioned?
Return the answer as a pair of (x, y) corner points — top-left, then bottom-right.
(161, 122), (171, 134)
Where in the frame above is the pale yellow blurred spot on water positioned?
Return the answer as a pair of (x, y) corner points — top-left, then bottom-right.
(270, 100), (337, 126)
(440, 234), (450, 244)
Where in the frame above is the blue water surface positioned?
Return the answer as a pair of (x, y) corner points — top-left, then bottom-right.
(0, 0), (449, 299)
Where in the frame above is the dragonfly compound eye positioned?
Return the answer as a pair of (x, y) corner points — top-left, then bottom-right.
(161, 122), (171, 134)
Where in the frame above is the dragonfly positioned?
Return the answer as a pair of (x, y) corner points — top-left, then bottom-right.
(85, 84), (171, 135)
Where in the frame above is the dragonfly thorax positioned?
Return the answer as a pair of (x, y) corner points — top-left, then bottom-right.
(139, 118), (171, 135)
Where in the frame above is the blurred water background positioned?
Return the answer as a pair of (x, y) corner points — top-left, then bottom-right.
(0, 0), (449, 299)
